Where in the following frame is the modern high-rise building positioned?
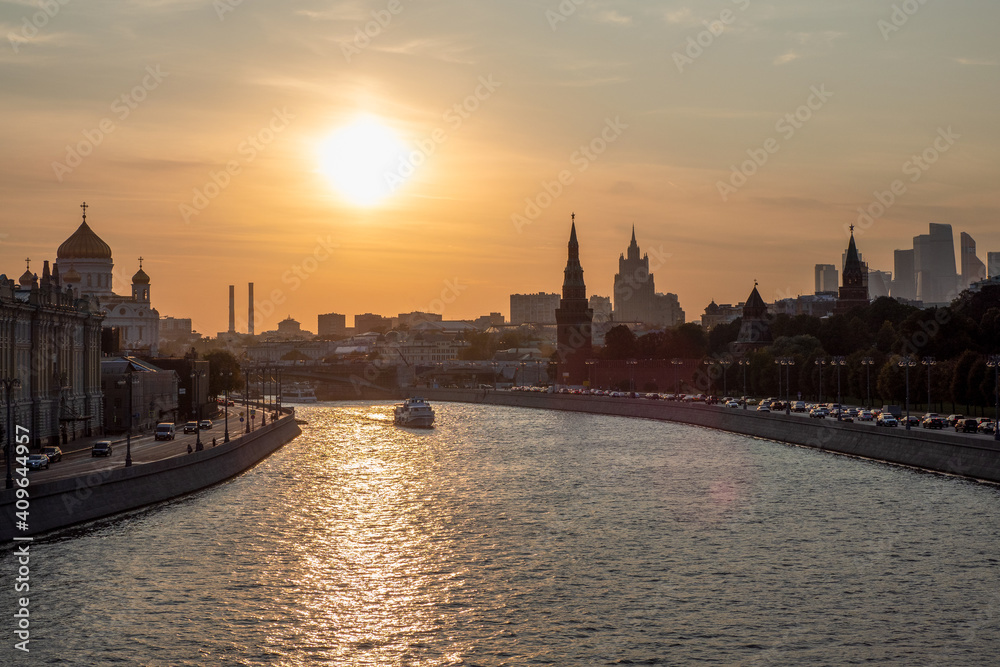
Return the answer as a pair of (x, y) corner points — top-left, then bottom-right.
(612, 226), (683, 326)
(913, 223), (958, 306)
(891, 249), (916, 301)
(354, 313), (390, 333)
(868, 270), (892, 299)
(814, 264), (838, 295)
(589, 295), (613, 323)
(554, 216), (593, 385)
(834, 226), (869, 315)
(960, 232), (987, 289)
(509, 292), (560, 325)
(989, 252), (1000, 279)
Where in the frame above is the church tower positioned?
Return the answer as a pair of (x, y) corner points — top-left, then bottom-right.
(731, 281), (773, 356)
(554, 215), (593, 385)
(834, 226), (870, 315)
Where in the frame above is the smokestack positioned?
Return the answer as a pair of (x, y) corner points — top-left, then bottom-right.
(248, 282), (254, 335)
(228, 285), (235, 334)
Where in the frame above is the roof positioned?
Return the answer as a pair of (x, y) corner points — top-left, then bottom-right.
(57, 221), (112, 259)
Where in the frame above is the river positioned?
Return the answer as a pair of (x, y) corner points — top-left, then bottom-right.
(5, 401), (1000, 665)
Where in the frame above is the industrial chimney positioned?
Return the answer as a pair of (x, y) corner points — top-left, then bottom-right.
(228, 285), (235, 334)
(248, 282), (255, 335)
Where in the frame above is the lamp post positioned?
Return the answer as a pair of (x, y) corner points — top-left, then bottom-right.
(738, 358), (750, 408)
(276, 367), (282, 413)
(122, 367), (136, 467)
(260, 365), (267, 426)
(899, 356), (917, 430)
(861, 357), (875, 409)
(720, 358), (732, 398)
(223, 369), (232, 443)
(922, 356), (936, 412)
(585, 359), (596, 389)
(671, 358), (683, 398)
(190, 369), (203, 450)
(773, 358), (783, 405)
(490, 361), (499, 390)
(3, 377), (21, 490)
(814, 358), (826, 404)
(987, 355), (1000, 442)
(627, 359), (638, 394)
(243, 365), (251, 434)
(776, 357), (795, 414)
(832, 356), (846, 420)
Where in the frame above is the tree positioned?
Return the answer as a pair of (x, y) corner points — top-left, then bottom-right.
(203, 349), (242, 396)
(602, 325), (636, 359)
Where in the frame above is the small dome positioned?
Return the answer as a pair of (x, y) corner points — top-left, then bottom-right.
(57, 221), (112, 259)
(19, 269), (34, 287)
(62, 266), (81, 283)
(132, 267), (150, 284)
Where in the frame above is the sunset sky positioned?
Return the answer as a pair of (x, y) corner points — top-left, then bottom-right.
(2, 0), (998, 336)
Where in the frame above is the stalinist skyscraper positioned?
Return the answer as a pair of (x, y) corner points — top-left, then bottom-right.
(554, 215), (593, 385)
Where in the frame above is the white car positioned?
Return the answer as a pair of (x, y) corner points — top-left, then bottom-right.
(756, 404), (771, 413)
(726, 400), (741, 408)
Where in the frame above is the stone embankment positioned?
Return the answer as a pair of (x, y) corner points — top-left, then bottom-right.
(0, 415), (300, 541)
(422, 389), (1000, 483)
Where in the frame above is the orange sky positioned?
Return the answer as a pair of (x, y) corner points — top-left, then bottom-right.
(2, 1), (998, 336)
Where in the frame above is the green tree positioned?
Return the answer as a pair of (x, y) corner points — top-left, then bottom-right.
(602, 325), (636, 359)
(203, 349), (242, 396)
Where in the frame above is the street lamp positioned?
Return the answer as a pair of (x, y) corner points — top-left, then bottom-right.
(861, 357), (875, 409)
(987, 355), (1000, 442)
(671, 358), (683, 398)
(3, 377), (21, 490)
(260, 366), (267, 426)
(585, 359), (596, 389)
(773, 358), (783, 405)
(490, 361), (499, 390)
(223, 369), (232, 443)
(776, 356), (795, 414)
(720, 358), (732, 398)
(814, 358), (826, 404)
(922, 356), (936, 412)
(832, 356), (846, 420)
(120, 367), (137, 467)
(190, 369), (204, 450)
(738, 358), (750, 408)
(899, 356), (917, 430)
(628, 359), (639, 394)
(243, 365), (251, 433)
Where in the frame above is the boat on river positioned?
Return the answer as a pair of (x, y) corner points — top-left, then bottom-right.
(283, 383), (317, 403)
(394, 397), (435, 428)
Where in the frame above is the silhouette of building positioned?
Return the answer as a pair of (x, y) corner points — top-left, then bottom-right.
(510, 292), (560, 325)
(554, 216), (593, 385)
(891, 249), (916, 301)
(960, 232), (987, 290)
(913, 223), (958, 306)
(815, 264), (838, 295)
(989, 252), (1000, 280)
(701, 300), (743, 331)
(317, 312), (347, 337)
(354, 313), (390, 333)
(55, 203), (161, 355)
(731, 282), (772, 355)
(834, 226), (870, 315)
(613, 226), (683, 327)
(868, 270), (892, 299)
(589, 295), (612, 323)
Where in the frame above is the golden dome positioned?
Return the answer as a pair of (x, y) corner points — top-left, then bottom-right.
(62, 266), (81, 283)
(132, 267), (150, 284)
(19, 269), (34, 287)
(57, 221), (112, 259)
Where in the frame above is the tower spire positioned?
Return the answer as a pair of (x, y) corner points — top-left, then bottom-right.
(80, 201), (88, 223)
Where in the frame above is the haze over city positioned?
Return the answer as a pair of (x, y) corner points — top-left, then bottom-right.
(2, 0), (998, 335)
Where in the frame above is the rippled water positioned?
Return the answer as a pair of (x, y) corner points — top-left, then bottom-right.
(7, 401), (1000, 665)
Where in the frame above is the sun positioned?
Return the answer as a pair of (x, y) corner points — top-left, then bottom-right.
(317, 116), (408, 206)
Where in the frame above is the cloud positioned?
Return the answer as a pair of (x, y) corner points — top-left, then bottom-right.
(592, 10), (632, 26)
(773, 51), (800, 65)
(952, 57), (997, 66)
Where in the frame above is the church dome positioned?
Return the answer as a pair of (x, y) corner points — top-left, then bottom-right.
(57, 221), (112, 259)
(19, 269), (34, 287)
(132, 267), (150, 284)
(62, 266), (82, 283)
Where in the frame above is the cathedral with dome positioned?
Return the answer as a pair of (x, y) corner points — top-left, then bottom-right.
(56, 203), (160, 355)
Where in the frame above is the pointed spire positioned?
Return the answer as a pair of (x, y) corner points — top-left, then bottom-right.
(631, 224), (636, 246)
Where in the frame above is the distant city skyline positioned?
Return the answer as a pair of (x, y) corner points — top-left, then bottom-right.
(2, 2), (998, 334)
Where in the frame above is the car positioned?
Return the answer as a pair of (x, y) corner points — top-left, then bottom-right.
(91, 441), (113, 457)
(809, 408), (828, 419)
(183, 421), (199, 434)
(904, 415), (921, 428)
(155, 423), (176, 440)
(726, 400), (741, 408)
(791, 401), (807, 413)
(858, 411), (874, 422)
(921, 417), (946, 429)
(946, 414), (965, 427)
(979, 419), (996, 435)
(27, 453), (50, 470)
(42, 446), (63, 462)
(955, 418), (979, 433)
(877, 415), (898, 427)
(756, 404), (771, 413)
(199, 420), (213, 430)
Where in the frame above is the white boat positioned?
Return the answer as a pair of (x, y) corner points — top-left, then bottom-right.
(394, 397), (435, 428)
(282, 383), (317, 403)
